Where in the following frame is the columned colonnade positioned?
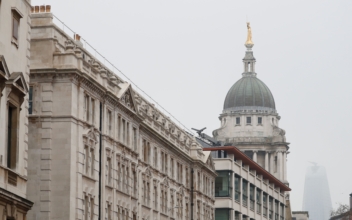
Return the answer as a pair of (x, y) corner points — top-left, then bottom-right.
(251, 151), (287, 182)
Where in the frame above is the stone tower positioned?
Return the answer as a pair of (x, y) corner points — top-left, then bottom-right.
(213, 24), (289, 183)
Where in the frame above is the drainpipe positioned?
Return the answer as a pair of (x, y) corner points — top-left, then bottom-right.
(191, 168), (194, 220)
(98, 102), (103, 219)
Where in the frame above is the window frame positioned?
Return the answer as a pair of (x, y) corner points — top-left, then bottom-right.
(236, 117), (241, 125)
(246, 116), (252, 125)
(11, 8), (23, 47)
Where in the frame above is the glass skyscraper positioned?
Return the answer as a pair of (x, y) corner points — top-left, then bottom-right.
(302, 164), (332, 220)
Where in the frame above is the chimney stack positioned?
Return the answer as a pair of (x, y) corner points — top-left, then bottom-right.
(350, 193), (352, 210)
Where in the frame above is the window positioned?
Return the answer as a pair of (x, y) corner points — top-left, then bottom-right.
(246, 116), (251, 124)
(280, 204), (284, 220)
(215, 209), (231, 220)
(258, 117), (262, 124)
(132, 169), (137, 197)
(263, 193), (268, 217)
(106, 203), (112, 220)
(242, 180), (248, 207)
(142, 139), (150, 163)
(107, 110), (112, 136)
(234, 175), (241, 202)
(171, 158), (174, 178)
(11, 9), (22, 43)
(275, 201), (279, 220)
(84, 95), (95, 124)
(133, 127), (137, 150)
(154, 185), (158, 209)
(269, 197), (273, 220)
(153, 147), (157, 168)
(215, 171), (232, 197)
(106, 157), (112, 185)
(117, 115), (121, 140)
(236, 117), (240, 125)
(249, 184), (255, 210)
(28, 86), (33, 114)
(7, 104), (18, 169)
(122, 119), (126, 143)
(126, 122), (130, 146)
(257, 189), (262, 214)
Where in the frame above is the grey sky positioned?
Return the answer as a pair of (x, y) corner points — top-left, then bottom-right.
(32, 0), (352, 211)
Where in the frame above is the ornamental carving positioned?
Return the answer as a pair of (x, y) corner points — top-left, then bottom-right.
(121, 89), (135, 111)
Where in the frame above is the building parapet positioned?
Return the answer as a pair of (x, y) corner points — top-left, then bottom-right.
(30, 7), (205, 161)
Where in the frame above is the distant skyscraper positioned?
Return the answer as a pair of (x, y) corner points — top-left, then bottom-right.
(303, 164), (332, 220)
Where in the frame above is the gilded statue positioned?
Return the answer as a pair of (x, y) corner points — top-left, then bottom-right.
(245, 22), (254, 45)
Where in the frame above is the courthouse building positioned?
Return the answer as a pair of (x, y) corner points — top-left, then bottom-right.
(0, 0), (33, 219)
(27, 7), (217, 220)
(196, 23), (292, 219)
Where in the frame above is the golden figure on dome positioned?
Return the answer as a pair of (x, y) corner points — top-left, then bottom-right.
(245, 22), (254, 45)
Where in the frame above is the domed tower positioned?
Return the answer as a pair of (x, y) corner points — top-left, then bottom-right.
(213, 23), (289, 183)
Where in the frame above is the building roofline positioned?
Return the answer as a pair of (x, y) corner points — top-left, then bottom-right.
(203, 146), (291, 191)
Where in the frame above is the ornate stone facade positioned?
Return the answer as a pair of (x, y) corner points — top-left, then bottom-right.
(0, 0), (34, 219)
(27, 9), (216, 220)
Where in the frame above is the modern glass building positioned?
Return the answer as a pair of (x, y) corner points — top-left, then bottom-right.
(204, 147), (291, 220)
(303, 165), (332, 220)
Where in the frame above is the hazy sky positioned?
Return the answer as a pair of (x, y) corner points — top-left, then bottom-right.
(32, 0), (352, 211)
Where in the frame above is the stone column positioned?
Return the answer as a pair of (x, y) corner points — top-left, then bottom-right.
(265, 152), (269, 171)
(253, 151), (258, 163)
(277, 151), (283, 180)
(283, 151), (287, 181)
(269, 152), (274, 174)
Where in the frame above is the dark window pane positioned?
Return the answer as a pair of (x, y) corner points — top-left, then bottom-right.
(258, 117), (262, 124)
(246, 117), (251, 124)
(215, 209), (230, 220)
(215, 171), (232, 197)
(236, 117), (240, 124)
(13, 17), (19, 40)
(28, 86), (33, 114)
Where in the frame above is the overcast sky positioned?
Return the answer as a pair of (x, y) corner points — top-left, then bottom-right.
(32, 0), (352, 211)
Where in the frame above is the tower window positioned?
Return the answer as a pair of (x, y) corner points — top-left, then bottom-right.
(236, 117), (240, 125)
(246, 117), (252, 124)
(258, 117), (262, 124)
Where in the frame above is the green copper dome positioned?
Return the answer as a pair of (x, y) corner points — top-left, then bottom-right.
(223, 76), (276, 112)
(223, 43), (276, 113)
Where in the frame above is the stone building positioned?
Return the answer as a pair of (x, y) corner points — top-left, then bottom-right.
(27, 7), (217, 220)
(0, 0), (33, 219)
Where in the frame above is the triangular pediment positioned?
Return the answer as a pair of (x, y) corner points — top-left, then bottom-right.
(0, 55), (10, 79)
(203, 151), (216, 172)
(116, 82), (137, 112)
(5, 72), (28, 96)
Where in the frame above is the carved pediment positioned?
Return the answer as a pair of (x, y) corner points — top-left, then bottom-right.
(204, 153), (216, 172)
(162, 177), (169, 188)
(5, 72), (28, 95)
(144, 167), (152, 178)
(116, 83), (137, 113)
(0, 55), (10, 80)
